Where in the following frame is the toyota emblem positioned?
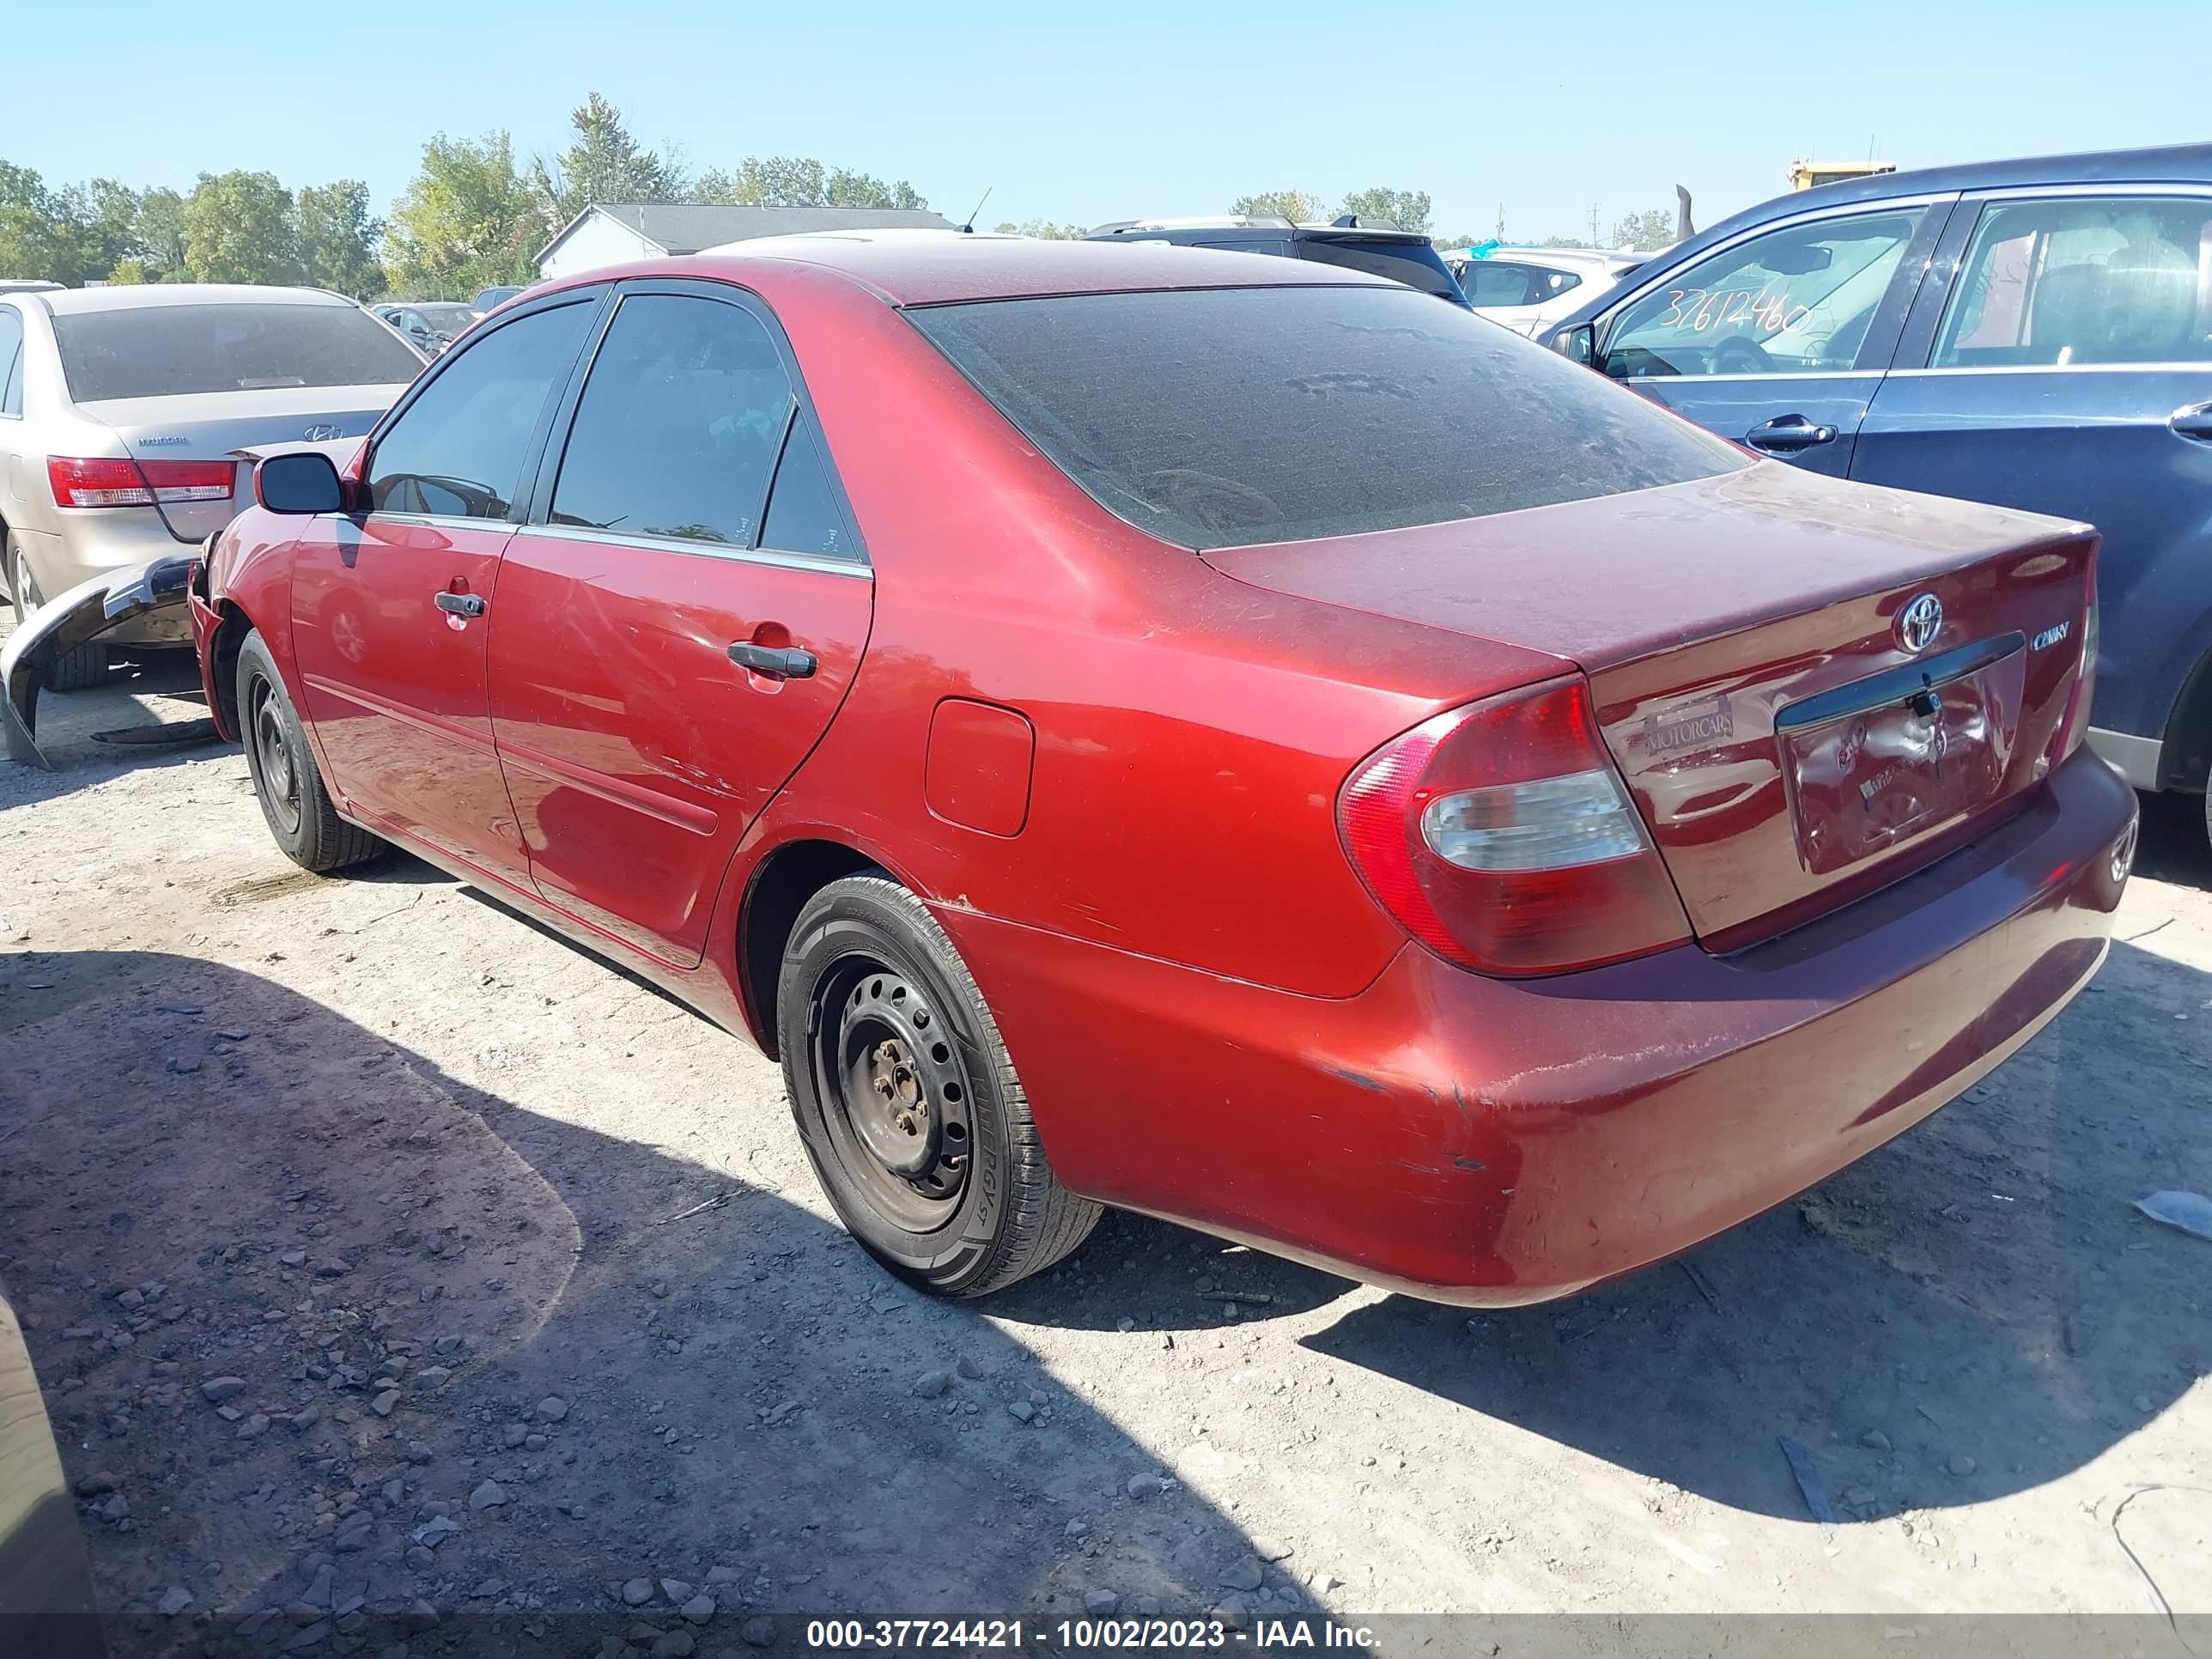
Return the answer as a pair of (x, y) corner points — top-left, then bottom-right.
(1897, 592), (1943, 653)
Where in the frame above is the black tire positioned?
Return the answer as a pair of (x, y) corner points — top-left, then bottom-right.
(235, 629), (381, 873)
(779, 874), (1101, 1296)
(6, 532), (107, 692)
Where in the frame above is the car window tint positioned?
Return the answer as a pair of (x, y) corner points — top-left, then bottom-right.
(0, 307), (22, 416)
(1462, 263), (1540, 307)
(550, 295), (793, 548)
(1934, 196), (2212, 368)
(909, 283), (1745, 551)
(49, 302), (423, 401)
(760, 416), (854, 561)
(1540, 267), (1584, 299)
(368, 301), (596, 520)
(1603, 209), (1925, 378)
(1294, 239), (1464, 301)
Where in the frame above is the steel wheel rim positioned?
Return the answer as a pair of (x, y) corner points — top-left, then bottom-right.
(248, 674), (302, 836)
(811, 956), (974, 1231)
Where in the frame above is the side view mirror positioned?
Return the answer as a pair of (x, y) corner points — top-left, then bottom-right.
(257, 452), (344, 515)
(1554, 324), (1595, 367)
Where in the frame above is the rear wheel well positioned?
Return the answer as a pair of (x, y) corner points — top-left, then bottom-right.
(2160, 641), (2212, 793)
(738, 839), (882, 1057)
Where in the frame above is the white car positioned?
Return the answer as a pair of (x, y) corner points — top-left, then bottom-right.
(1445, 246), (1645, 337)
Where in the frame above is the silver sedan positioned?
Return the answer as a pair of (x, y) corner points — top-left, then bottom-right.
(0, 284), (422, 693)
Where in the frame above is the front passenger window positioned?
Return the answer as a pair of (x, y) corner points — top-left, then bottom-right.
(1603, 209), (1925, 378)
(368, 301), (596, 519)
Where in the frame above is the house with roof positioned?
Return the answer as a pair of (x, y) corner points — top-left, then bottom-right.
(535, 203), (957, 282)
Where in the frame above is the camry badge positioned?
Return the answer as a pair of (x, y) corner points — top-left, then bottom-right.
(1897, 592), (1943, 653)
(303, 423), (343, 442)
(2032, 621), (2071, 652)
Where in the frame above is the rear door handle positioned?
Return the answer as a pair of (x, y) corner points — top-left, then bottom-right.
(728, 641), (817, 678)
(434, 591), (486, 618)
(2170, 400), (2212, 441)
(1744, 414), (1841, 454)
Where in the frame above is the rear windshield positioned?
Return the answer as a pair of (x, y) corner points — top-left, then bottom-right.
(52, 303), (422, 402)
(908, 283), (1746, 550)
(1295, 237), (1466, 301)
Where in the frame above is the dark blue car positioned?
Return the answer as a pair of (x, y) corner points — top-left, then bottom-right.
(1540, 143), (2212, 846)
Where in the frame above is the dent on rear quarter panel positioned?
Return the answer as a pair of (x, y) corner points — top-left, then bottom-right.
(738, 264), (1565, 1000)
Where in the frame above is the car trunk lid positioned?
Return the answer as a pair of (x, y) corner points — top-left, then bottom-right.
(76, 385), (405, 542)
(1204, 464), (2098, 951)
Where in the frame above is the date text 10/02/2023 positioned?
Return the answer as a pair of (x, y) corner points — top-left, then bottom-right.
(802, 1618), (1380, 1650)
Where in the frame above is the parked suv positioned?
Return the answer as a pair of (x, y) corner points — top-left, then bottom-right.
(1445, 245), (1644, 337)
(1085, 216), (1468, 304)
(1539, 143), (2212, 845)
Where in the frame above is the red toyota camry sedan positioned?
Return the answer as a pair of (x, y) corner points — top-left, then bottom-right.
(185, 233), (2136, 1305)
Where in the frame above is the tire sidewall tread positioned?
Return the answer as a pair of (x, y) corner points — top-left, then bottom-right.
(778, 875), (1099, 1297)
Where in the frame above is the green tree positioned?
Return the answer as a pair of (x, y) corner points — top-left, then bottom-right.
(136, 187), (189, 278)
(696, 155), (927, 210)
(106, 258), (151, 285)
(182, 170), (303, 283)
(1229, 189), (1328, 224)
(0, 160), (92, 284)
(993, 219), (1085, 240)
(298, 179), (386, 298)
(533, 92), (684, 226)
(1339, 185), (1432, 235)
(1611, 208), (1677, 252)
(385, 131), (547, 299)
(61, 178), (145, 279)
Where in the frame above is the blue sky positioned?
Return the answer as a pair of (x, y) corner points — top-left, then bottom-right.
(8, 1), (2209, 243)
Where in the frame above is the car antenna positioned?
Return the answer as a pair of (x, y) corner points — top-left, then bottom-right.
(959, 187), (994, 234)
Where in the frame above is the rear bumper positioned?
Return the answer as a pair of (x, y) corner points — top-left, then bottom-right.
(3, 555), (197, 766)
(951, 747), (2137, 1305)
(25, 514), (199, 644)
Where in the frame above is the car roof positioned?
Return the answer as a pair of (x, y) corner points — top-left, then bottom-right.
(38, 283), (362, 315)
(1711, 141), (2212, 234)
(611, 230), (1401, 307)
(1452, 246), (1638, 268)
(1087, 220), (1436, 248)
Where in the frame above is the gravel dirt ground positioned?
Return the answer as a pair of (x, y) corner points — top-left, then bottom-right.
(2, 640), (2209, 1656)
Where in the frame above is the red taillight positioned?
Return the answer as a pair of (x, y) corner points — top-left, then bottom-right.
(48, 455), (234, 508)
(1338, 676), (1692, 976)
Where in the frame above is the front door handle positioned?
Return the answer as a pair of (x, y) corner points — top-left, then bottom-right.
(728, 641), (817, 679)
(2170, 400), (2212, 441)
(434, 591), (487, 618)
(1744, 414), (1841, 454)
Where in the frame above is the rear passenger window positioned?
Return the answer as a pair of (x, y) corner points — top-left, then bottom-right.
(760, 415), (854, 561)
(1934, 196), (2212, 368)
(550, 295), (793, 548)
(0, 307), (23, 416)
(1462, 263), (1541, 307)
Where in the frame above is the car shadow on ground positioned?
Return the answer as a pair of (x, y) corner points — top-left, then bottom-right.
(1303, 934), (2211, 1525)
(0, 646), (218, 805)
(2130, 787), (2209, 894)
(0, 952), (1289, 1654)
